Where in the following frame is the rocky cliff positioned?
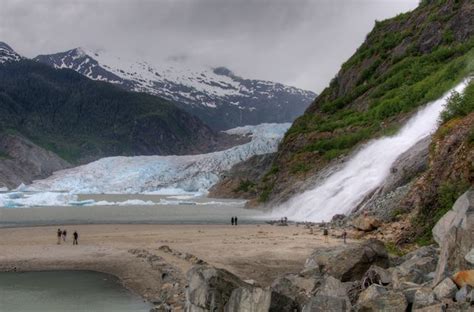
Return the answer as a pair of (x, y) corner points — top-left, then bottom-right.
(255, 0), (473, 205)
(0, 134), (70, 189)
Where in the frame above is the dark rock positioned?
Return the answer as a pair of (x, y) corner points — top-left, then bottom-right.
(455, 285), (472, 303)
(185, 265), (296, 312)
(304, 239), (388, 282)
(361, 265), (392, 288)
(271, 273), (321, 307)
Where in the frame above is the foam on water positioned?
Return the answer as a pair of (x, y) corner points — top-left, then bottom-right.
(270, 80), (470, 222)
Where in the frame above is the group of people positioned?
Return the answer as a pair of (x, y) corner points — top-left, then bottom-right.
(230, 216), (238, 226)
(57, 228), (78, 245)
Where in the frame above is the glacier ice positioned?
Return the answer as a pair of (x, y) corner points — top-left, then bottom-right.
(0, 123), (289, 208)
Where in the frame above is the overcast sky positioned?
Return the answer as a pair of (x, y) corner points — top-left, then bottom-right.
(0, 0), (418, 92)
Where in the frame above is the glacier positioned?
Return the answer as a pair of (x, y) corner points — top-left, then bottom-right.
(0, 123), (289, 208)
(270, 79), (470, 222)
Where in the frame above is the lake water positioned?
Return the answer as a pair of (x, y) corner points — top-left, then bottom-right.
(0, 271), (151, 312)
(0, 194), (266, 227)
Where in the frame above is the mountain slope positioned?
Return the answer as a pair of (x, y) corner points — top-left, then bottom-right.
(0, 42), (22, 64)
(254, 0), (473, 205)
(34, 49), (316, 130)
(0, 52), (242, 166)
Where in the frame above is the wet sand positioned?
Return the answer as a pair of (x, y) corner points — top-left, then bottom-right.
(0, 224), (350, 305)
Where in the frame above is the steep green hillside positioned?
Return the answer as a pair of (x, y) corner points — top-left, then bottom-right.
(0, 60), (234, 163)
(401, 81), (474, 245)
(257, 0), (474, 204)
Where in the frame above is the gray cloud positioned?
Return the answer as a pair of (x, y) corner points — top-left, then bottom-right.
(0, 0), (418, 91)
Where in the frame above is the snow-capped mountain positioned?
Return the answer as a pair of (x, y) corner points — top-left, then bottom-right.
(0, 42), (22, 63)
(35, 48), (316, 129)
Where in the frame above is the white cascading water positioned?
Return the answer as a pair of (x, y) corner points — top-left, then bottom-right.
(271, 79), (470, 222)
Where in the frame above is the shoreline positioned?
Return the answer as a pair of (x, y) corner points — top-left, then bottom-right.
(0, 223), (351, 309)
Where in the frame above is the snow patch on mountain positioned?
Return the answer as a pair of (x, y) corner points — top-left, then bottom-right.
(34, 48), (315, 129)
(25, 123), (290, 194)
(0, 42), (22, 64)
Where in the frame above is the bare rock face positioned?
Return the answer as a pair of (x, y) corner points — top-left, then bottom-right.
(303, 239), (389, 282)
(0, 134), (70, 188)
(433, 190), (474, 285)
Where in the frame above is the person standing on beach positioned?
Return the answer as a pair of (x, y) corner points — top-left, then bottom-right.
(62, 229), (67, 242)
(342, 229), (347, 244)
(234, 216), (238, 226)
(73, 231), (79, 245)
(323, 227), (329, 243)
(231, 217), (235, 226)
(57, 228), (62, 245)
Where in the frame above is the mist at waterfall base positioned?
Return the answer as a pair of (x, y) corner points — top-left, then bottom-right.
(270, 80), (469, 222)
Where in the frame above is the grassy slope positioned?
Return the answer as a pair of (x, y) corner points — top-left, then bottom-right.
(408, 81), (474, 245)
(257, 0), (474, 203)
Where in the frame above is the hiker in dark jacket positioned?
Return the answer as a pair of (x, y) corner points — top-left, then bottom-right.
(231, 217), (235, 226)
(73, 231), (79, 245)
(57, 229), (62, 245)
(234, 216), (238, 226)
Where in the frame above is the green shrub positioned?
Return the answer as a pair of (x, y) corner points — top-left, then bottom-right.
(234, 180), (256, 193)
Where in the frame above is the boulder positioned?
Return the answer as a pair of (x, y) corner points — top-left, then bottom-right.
(185, 265), (290, 312)
(413, 287), (436, 309)
(304, 239), (388, 282)
(271, 273), (321, 308)
(316, 276), (351, 310)
(302, 295), (349, 312)
(412, 303), (445, 312)
(361, 265), (392, 288)
(433, 190), (474, 285)
(356, 284), (387, 305)
(390, 266), (427, 290)
(400, 282), (423, 304)
(355, 289), (407, 312)
(454, 285), (472, 303)
(225, 287), (271, 312)
(465, 249), (474, 265)
(399, 245), (438, 263)
(351, 215), (381, 232)
(433, 277), (457, 300)
(453, 270), (474, 288)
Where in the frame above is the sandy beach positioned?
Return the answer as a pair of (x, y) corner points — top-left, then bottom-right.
(0, 224), (350, 308)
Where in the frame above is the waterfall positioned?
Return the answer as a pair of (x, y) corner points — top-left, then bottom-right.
(271, 79), (469, 222)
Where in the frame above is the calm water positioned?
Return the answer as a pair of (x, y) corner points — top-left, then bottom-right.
(0, 271), (151, 312)
(0, 194), (266, 227)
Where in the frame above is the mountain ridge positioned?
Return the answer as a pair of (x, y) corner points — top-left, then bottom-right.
(0, 54), (246, 172)
(34, 47), (316, 130)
